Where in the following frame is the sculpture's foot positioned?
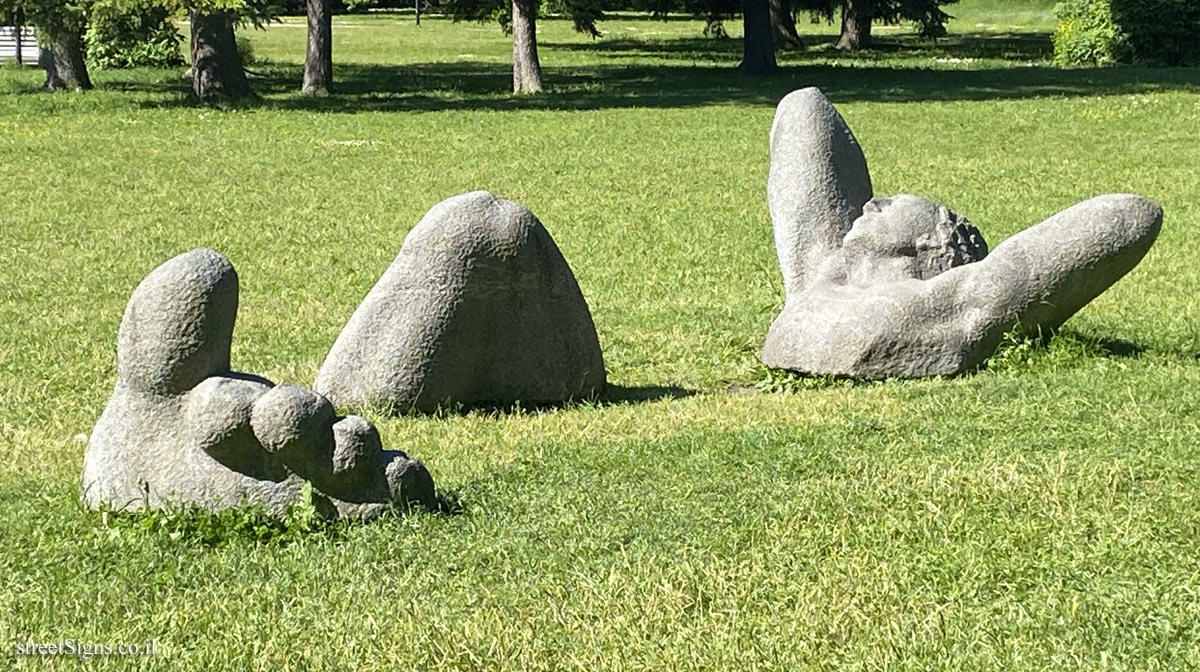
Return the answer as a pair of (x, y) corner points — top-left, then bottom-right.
(384, 452), (437, 509)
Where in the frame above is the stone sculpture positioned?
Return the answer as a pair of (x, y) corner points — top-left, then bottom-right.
(762, 87), (1163, 378)
(82, 249), (435, 519)
(316, 191), (606, 413)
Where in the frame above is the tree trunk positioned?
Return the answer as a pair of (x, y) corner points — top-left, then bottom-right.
(14, 15), (24, 65)
(42, 30), (91, 91)
(835, 0), (871, 50)
(511, 0), (543, 94)
(769, 0), (802, 49)
(190, 12), (253, 103)
(302, 0), (333, 96)
(39, 48), (63, 91)
(739, 0), (777, 74)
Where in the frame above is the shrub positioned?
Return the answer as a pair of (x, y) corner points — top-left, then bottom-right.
(1054, 0), (1200, 66)
(1111, 0), (1200, 65)
(1053, 0), (1118, 65)
(84, 1), (184, 70)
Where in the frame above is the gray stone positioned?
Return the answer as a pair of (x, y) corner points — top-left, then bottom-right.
(839, 195), (988, 285)
(762, 88), (1163, 378)
(82, 248), (435, 519)
(316, 191), (606, 413)
(768, 86), (874, 297)
(250, 385), (336, 457)
(331, 415), (378, 476)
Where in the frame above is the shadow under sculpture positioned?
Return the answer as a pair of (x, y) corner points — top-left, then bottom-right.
(316, 191), (606, 413)
(761, 87), (1163, 378)
(82, 249), (435, 519)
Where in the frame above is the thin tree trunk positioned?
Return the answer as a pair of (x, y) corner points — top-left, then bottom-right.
(190, 12), (253, 103)
(302, 0), (333, 96)
(769, 0), (802, 49)
(511, 0), (543, 94)
(703, 18), (728, 38)
(835, 0), (871, 50)
(42, 30), (91, 91)
(739, 0), (777, 74)
(14, 16), (23, 65)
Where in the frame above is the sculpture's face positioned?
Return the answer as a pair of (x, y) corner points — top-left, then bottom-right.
(839, 195), (988, 285)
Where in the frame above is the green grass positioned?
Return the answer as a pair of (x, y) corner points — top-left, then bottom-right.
(3, 1), (1200, 669)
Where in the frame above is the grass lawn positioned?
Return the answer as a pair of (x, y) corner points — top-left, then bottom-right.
(3, 0), (1200, 668)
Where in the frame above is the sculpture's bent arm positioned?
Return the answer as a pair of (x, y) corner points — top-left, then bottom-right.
(953, 194), (1162, 337)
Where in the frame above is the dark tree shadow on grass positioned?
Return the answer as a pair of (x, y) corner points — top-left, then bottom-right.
(333, 382), (693, 419)
(542, 31), (1054, 63)
(96, 27), (1200, 113)
(420, 383), (696, 416)
(8, 27), (1200, 111)
(129, 57), (1200, 114)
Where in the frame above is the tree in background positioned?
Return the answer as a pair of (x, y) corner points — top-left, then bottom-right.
(739, 0), (774, 72)
(835, 0), (868, 48)
(785, 0), (954, 50)
(296, 0), (365, 95)
(444, 0), (603, 93)
(302, 0), (332, 95)
(183, 0), (278, 102)
(874, 0), (956, 37)
(769, 0), (801, 48)
(510, 0), (542, 92)
(1, 0), (95, 89)
(4, 0), (189, 89)
(768, 0), (844, 50)
(189, 8), (251, 100)
(627, 0), (773, 71)
(630, 0), (952, 72)
(2, 0), (280, 100)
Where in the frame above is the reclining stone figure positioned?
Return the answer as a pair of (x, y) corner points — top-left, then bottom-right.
(762, 87), (1163, 378)
(82, 249), (435, 519)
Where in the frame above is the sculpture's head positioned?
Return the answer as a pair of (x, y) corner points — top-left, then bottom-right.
(839, 195), (988, 284)
(116, 249), (238, 395)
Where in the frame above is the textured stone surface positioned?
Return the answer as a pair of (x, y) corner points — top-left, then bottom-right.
(767, 86), (874, 297)
(762, 87), (1163, 378)
(316, 191), (606, 413)
(839, 195), (988, 285)
(82, 249), (435, 518)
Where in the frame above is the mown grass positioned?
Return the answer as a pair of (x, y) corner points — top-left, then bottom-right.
(2, 1), (1200, 669)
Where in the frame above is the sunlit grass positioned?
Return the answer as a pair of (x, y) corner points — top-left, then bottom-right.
(2, 1), (1200, 669)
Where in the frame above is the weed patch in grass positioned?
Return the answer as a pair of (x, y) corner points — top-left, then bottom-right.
(985, 328), (1149, 375)
(97, 493), (344, 548)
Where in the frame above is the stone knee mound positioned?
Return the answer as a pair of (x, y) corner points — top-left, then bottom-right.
(316, 191), (606, 413)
